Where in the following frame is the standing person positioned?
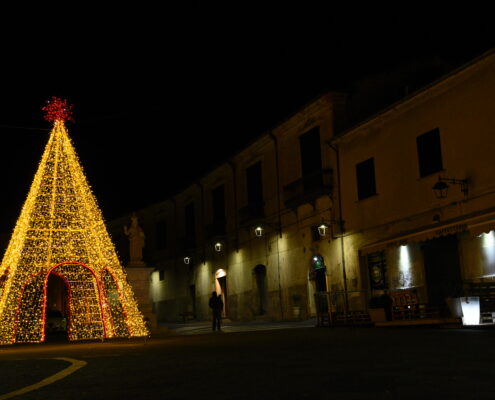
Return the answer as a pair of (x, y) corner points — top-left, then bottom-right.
(208, 291), (224, 331)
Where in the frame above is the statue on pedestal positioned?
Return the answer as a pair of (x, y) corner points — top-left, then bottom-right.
(124, 213), (146, 267)
(122, 213), (157, 330)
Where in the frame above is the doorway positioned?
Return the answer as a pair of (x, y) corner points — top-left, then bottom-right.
(311, 254), (327, 292)
(422, 235), (463, 306)
(315, 268), (327, 292)
(215, 269), (228, 317)
(15, 262), (107, 343)
(189, 284), (196, 316)
(310, 255), (328, 317)
(45, 273), (69, 341)
(253, 265), (268, 315)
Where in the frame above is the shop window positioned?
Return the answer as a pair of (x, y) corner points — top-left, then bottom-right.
(416, 128), (443, 177)
(356, 157), (377, 200)
(368, 251), (387, 290)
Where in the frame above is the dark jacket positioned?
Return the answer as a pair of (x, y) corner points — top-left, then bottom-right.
(209, 295), (223, 311)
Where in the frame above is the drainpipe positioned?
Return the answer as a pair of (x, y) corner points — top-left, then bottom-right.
(171, 197), (178, 270)
(326, 141), (349, 315)
(227, 160), (239, 251)
(269, 131), (284, 319)
(268, 132), (283, 238)
(195, 181), (205, 264)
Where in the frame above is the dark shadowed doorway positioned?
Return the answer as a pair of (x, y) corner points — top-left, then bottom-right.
(45, 273), (69, 340)
(254, 264), (268, 315)
(422, 234), (463, 306)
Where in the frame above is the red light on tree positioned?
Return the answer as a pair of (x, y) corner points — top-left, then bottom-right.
(42, 97), (74, 123)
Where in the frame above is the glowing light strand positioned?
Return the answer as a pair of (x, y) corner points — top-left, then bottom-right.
(0, 101), (147, 344)
(42, 97), (74, 123)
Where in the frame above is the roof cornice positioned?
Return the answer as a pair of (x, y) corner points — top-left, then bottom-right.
(333, 48), (495, 145)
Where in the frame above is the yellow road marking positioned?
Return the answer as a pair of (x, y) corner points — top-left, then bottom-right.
(0, 357), (87, 400)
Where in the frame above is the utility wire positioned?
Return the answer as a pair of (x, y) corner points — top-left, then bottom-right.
(0, 125), (49, 132)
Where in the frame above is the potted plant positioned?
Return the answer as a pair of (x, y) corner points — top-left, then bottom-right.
(368, 294), (390, 323)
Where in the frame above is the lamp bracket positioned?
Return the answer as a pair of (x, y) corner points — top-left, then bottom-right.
(319, 218), (344, 228)
(250, 220), (282, 238)
(438, 176), (468, 196)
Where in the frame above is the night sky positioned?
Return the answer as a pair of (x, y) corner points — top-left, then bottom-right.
(0, 9), (493, 235)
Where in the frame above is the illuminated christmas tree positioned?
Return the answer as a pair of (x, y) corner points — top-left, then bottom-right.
(0, 98), (148, 344)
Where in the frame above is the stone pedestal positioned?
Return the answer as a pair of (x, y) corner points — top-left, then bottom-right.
(125, 266), (158, 330)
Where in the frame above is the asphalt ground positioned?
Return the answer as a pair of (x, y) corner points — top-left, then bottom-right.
(1, 324), (494, 400)
(157, 318), (316, 335)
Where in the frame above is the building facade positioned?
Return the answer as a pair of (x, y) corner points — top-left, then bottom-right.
(109, 49), (495, 324)
(109, 92), (347, 322)
(336, 50), (495, 318)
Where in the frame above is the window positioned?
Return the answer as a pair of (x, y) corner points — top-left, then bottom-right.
(367, 251), (387, 290)
(416, 128), (443, 177)
(356, 157), (376, 200)
(212, 184), (225, 223)
(155, 220), (167, 250)
(300, 127), (323, 193)
(159, 270), (165, 281)
(184, 203), (196, 247)
(246, 162), (263, 206)
(299, 127), (322, 176)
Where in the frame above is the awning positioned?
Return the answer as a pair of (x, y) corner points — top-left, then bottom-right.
(360, 209), (495, 256)
(468, 219), (495, 237)
(360, 221), (468, 256)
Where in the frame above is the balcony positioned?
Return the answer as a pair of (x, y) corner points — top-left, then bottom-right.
(178, 235), (197, 251)
(283, 169), (333, 209)
(204, 219), (226, 239)
(238, 202), (265, 227)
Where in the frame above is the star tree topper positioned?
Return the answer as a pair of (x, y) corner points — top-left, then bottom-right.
(42, 96), (74, 123)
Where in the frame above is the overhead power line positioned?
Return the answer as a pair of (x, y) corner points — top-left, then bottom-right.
(0, 125), (49, 132)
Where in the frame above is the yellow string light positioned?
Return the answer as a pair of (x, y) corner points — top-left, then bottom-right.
(0, 119), (148, 344)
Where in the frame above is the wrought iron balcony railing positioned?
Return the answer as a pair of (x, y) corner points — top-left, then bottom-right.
(283, 169), (333, 209)
(238, 201), (265, 226)
(204, 219), (227, 239)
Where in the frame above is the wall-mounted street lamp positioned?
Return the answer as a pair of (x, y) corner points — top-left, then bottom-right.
(252, 221), (282, 238)
(432, 176), (468, 199)
(183, 256), (191, 265)
(316, 218), (344, 237)
(214, 242), (223, 252)
(254, 226), (264, 237)
(317, 221), (329, 237)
